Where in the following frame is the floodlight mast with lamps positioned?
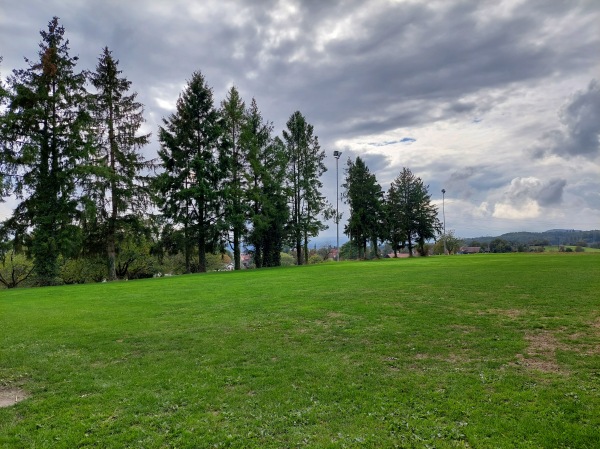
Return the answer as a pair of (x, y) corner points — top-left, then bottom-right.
(333, 151), (342, 261)
(441, 188), (447, 255)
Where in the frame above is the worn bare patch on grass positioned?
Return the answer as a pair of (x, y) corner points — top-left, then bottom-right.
(450, 324), (477, 334)
(0, 387), (29, 408)
(515, 331), (568, 374)
(479, 308), (523, 319)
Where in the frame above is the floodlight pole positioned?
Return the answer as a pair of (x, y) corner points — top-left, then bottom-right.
(442, 188), (447, 255)
(334, 150), (342, 261)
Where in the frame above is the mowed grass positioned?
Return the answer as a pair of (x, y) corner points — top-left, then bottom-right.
(1, 254), (599, 448)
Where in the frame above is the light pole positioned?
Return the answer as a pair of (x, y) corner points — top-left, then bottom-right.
(334, 150), (342, 261)
(441, 188), (447, 255)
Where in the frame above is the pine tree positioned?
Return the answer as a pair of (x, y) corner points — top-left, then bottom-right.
(342, 157), (384, 259)
(242, 99), (288, 268)
(220, 86), (246, 270)
(387, 167), (441, 256)
(282, 111), (329, 265)
(153, 71), (224, 273)
(87, 47), (151, 280)
(0, 17), (92, 285)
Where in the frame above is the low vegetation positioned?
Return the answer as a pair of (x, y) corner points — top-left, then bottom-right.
(1, 253), (599, 448)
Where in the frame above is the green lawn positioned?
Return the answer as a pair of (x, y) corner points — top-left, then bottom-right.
(1, 253), (599, 448)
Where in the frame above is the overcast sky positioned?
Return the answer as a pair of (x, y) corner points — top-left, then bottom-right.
(1, 0), (599, 244)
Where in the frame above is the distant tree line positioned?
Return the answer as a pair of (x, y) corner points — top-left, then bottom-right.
(0, 17), (331, 287)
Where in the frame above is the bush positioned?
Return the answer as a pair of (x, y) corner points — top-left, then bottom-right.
(308, 254), (324, 264)
(0, 251), (35, 288)
(280, 252), (295, 267)
(60, 257), (106, 284)
(575, 246), (585, 252)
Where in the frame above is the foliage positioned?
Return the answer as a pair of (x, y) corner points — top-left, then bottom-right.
(0, 250), (34, 288)
(282, 111), (329, 265)
(279, 252), (295, 266)
(242, 99), (288, 268)
(0, 17), (93, 285)
(153, 71), (225, 273)
(342, 157), (384, 259)
(489, 238), (513, 253)
(339, 240), (361, 260)
(308, 253), (324, 264)
(387, 167), (441, 257)
(432, 230), (464, 255)
(220, 86), (247, 270)
(59, 256), (106, 284)
(86, 47), (151, 280)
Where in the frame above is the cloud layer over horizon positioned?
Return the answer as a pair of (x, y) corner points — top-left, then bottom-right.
(1, 0), (599, 241)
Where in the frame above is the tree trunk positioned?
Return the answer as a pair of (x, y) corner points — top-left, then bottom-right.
(234, 230), (241, 270)
(107, 228), (117, 280)
(198, 236), (207, 273)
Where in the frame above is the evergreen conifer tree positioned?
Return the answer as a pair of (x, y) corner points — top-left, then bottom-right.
(0, 17), (92, 285)
(220, 86), (246, 270)
(87, 47), (151, 280)
(153, 71), (224, 273)
(242, 99), (288, 268)
(282, 111), (329, 265)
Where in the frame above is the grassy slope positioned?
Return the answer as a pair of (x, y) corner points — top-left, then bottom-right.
(1, 254), (599, 448)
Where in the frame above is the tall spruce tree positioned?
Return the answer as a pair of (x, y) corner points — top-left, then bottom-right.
(87, 47), (151, 280)
(0, 17), (92, 285)
(282, 111), (329, 265)
(153, 71), (224, 273)
(220, 86), (246, 270)
(342, 157), (384, 259)
(242, 99), (288, 268)
(387, 167), (441, 256)
(0, 56), (8, 198)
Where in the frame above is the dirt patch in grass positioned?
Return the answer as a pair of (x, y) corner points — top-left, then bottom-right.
(515, 331), (568, 374)
(479, 308), (523, 319)
(0, 387), (29, 408)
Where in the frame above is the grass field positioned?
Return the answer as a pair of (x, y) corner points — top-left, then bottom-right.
(1, 253), (599, 448)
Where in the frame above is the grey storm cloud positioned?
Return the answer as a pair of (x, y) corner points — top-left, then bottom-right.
(1, 0), (599, 237)
(533, 80), (600, 160)
(2, 0), (598, 149)
(443, 166), (508, 200)
(502, 177), (566, 207)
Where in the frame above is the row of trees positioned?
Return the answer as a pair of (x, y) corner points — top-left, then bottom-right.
(342, 157), (441, 258)
(0, 18), (330, 286)
(1, 18), (445, 288)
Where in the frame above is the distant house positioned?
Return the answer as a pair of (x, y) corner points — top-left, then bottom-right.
(459, 246), (481, 254)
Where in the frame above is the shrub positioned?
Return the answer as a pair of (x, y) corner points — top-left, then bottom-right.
(60, 257), (106, 284)
(280, 252), (295, 267)
(309, 254), (324, 264)
(0, 251), (35, 288)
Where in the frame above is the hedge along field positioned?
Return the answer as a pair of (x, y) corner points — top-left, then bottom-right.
(0, 253), (599, 448)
